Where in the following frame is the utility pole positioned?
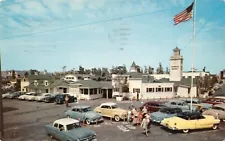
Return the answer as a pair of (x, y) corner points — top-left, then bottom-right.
(0, 49), (4, 140)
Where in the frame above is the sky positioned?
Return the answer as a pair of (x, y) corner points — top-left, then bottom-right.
(0, 0), (225, 74)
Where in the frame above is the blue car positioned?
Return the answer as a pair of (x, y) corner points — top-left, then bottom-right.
(150, 107), (182, 123)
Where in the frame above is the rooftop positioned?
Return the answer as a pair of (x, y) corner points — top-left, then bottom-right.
(54, 118), (79, 125)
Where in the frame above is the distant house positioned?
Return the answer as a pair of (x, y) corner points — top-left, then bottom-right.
(213, 84), (225, 97)
(63, 74), (92, 82)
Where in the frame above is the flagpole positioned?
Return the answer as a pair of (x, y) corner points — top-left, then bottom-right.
(190, 0), (196, 111)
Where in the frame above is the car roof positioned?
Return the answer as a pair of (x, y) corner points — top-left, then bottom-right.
(100, 102), (117, 106)
(214, 104), (225, 109)
(179, 98), (199, 101)
(54, 118), (79, 125)
(161, 107), (181, 111)
(72, 105), (91, 109)
(167, 99), (186, 103)
(145, 100), (165, 104)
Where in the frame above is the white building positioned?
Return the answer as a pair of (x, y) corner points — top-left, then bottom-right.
(112, 47), (210, 99)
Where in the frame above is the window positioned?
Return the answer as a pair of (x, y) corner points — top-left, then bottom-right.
(82, 107), (92, 112)
(59, 124), (64, 131)
(66, 123), (81, 130)
(94, 88), (97, 94)
(72, 108), (79, 112)
(90, 89), (93, 95)
(133, 88), (140, 93)
(146, 88), (154, 92)
(171, 102), (176, 105)
(156, 88), (162, 92)
(113, 88), (119, 92)
(165, 87), (172, 92)
(53, 123), (58, 128)
(101, 105), (110, 109)
(83, 89), (88, 95)
(178, 103), (183, 106)
(80, 89), (84, 94)
(45, 81), (48, 86)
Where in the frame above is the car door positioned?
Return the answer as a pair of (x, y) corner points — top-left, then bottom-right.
(57, 124), (66, 141)
(99, 105), (107, 116)
(169, 102), (177, 108)
(104, 105), (113, 118)
(70, 108), (80, 120)
(52, 123), (60, 139)
(195, 115), (211, 129)
(187, 115), (198, 130)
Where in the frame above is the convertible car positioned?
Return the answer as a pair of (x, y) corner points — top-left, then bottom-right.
(161, 111), (220, 133)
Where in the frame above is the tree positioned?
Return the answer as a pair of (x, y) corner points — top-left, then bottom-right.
(12, 70), (16, 79)
(156, 62), (163, 74)
(136, 66), (141, 73)
(144, 66), (148, 74)
(203, 74), (209, 90)
(79, 66), (85, 74)
(84, 69), (91, 75)
(165, 67), (170, 74)
(148, 66), (153, 74)
(97, 68), (102, 76)
(24, 72), (29, 78)
(209, 75), (218, 87)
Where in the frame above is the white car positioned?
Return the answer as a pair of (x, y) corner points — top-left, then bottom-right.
(35, 93), (51, 102)
(25, 93), (39, 101)
(2, 93), (10, 98)
(18, 92), (35, 100)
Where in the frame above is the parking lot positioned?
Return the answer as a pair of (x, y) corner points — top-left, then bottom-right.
(2, 99), (225, 141)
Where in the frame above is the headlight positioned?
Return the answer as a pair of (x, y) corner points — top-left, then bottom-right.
(174, 123), (177, 125)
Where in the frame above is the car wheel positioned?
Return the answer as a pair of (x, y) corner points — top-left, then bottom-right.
(48, 134), (54, 139)
(85, 119), (91, 125)
(212, 124), (218, 130)
(114, 115), (120, 122)
(182, 129), (189, 133)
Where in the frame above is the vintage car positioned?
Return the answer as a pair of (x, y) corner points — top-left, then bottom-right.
(180, 98), (212, 112)
(203, 98), (225, 105)
(203, 104), (225, 121)
(35, 93), (51, 102)
(25, 93), (40, 101)
(150, 107), (182, 123)
(55, 94), (77, 104)
(18, 92), (35, 100)
(2, 93), (10, 98)
(164, 100), (191, 111)
(94, 102), (127, 122)
(161, 111), (220, 133)
(6, 91), (25, 99)
(140, 101), (166, 112)
(43, 94), (58, 103)
(65, 105), (103, 125)
(45, 118), (97, 141)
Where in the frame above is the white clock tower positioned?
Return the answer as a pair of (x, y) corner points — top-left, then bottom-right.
(169, 47), (183, 81)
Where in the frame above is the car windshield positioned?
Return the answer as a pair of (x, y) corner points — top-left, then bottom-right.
(177, 114), (189, 120)
(160, 108), (171, 113)
(82, 107), (92, 112)
(111, 105), (118, 109)
(66, 122), (81, 130)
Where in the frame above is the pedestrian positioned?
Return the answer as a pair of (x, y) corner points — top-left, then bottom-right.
(141, 114), (150, 136)
(65, 95), (69, 107)
(142, 106), (147, 121)
(127, 107), (132, 123)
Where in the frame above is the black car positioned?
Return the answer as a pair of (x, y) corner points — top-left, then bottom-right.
(55, 94), (77, 104)
(42, 94), (55, 103)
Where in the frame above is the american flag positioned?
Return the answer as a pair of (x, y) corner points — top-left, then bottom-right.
(174, 2), (194, 25)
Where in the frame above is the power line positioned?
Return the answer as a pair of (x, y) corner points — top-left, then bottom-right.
(0, 8), (178, 41)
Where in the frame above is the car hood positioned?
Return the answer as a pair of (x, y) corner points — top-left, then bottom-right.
(151, 111), (170, 118)
(85, 111), (102, 119)
(68, 127), (95, 140)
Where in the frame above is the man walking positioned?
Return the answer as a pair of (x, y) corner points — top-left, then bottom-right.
(65, 95), (69, 107)
(141, 114), (150, 136)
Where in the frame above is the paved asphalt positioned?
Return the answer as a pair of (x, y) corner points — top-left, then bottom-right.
(2, 99), (225, 141)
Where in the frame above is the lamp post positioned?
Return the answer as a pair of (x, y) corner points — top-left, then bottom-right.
(0, 49), (4, 140)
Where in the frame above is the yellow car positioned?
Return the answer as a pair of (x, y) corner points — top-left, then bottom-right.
(94, 102), (127, 121)
(161, 112), (220, 133)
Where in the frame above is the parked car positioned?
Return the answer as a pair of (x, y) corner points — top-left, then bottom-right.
(25, 93), (40, 101)
(2, 93), (10, 98)
(18, 92), (35, 100)
(65, 105), (103, 125)
(7, 91), (25, 99)
(43, 94), (58, 103)
(203, 104), (225, 121)
(140, 101), (166, 112)
(161, 111), (220, 133)
(164, 100), (191, 111)
(203, 98), (225, 105)
(35, 93), (51, 102)
(45, 118), (97, 141)
(150, 107), (182, 123)
(55, 94), (77, 104)
(179, 98), (212, 112)
(94, 102), (127, 122)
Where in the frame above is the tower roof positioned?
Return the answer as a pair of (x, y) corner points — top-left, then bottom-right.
(173, 47), (180, 52)
(131, 61), (136, 67)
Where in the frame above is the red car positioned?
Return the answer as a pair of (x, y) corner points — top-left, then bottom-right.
(203, 98), (225, 105)
(140, 101), (165, 112)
